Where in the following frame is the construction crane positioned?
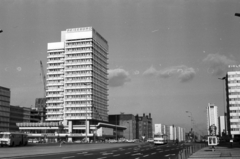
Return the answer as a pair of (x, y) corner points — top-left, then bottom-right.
(40, 60), (47, 97)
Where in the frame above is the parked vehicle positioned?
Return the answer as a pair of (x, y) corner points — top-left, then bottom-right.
(28, 139), (39, 143)
(153, 134), (166, 145)
(0, 132), (28, 147)
(147, 138), (154, 143)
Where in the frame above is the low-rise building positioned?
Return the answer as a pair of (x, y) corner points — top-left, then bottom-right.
(109, 114), (136, 140)
(17, 122), (126, 142)
(136, 113), (153, 140)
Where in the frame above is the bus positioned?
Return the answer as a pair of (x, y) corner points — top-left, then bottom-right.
(153, 134), (166, 145)
(0, 132), (28, 147)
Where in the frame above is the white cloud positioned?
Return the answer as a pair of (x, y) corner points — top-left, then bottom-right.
(108, 69), (131, 87)
(134, 70), (140, 75)
(143, 65), (196, 83)
(203, 53), (236, 76)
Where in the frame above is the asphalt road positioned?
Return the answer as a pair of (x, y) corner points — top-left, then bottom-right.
(0, 143), (191, 159)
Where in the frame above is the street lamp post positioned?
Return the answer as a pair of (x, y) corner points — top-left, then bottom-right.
(186, 111), (195, 141)
(218, 76), (228, 136)
(127, 121), (130, 140)
(186, 111), (193, 131)
(116, 115), (118, 140)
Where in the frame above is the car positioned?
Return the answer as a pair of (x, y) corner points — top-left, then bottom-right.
(28, 139), (39, 143)
(74, 140), (82, 143)
(126, 139), (135, 143)
(147, 138), (154, 143)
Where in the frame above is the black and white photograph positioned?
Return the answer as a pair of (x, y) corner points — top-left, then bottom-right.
(1, 0), (240, 158)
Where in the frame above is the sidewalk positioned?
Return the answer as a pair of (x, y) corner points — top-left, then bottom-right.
(188, 143), (240, 159)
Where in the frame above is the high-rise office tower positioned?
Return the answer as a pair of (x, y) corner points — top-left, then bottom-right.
(226, 71), (240, 138)
(0, 86), (10, 132)
(207, 103), (219, 135)
(46, 27), (108, 134)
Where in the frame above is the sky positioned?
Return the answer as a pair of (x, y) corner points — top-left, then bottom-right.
(1, 0), (240, 135)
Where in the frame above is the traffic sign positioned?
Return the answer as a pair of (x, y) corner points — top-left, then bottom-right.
(208, 136), (218, 146)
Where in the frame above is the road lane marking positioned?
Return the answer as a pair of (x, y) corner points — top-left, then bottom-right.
(97, 157), (107, 159)
(77, 152), (88, 154)
(165, 154), (176, 157)
(102, 153), (113, 155)
(151, 152), (156, 155)
(113, 154), (120, 156)
(125, 152), (131, 154)
(84, 153), (93, 155)
(131, 153), (142, 156)
(62, 156), (75, 159)
(143, 155), (149, 157)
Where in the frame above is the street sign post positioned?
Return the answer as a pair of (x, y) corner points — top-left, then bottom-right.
(208, 124), (218, 151)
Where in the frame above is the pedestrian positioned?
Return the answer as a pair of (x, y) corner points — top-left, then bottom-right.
(59, 139), (66, 147)
(176, 138), (179, 145)
(230, 139), (233, 148)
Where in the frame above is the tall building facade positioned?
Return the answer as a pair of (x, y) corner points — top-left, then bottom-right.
(46, 27), (109, 134)
(207, 103), (218, 135)
(226, 71), (240, 138)
(0, 86), (10, 132)
(218, 116), (226, 137)
(154, 123), (166, 135)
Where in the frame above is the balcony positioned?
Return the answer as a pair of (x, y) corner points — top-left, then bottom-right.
(47, 65), (64, 69)
(65, 91), (92, 95)
(47, 76), (64, 80)
(46, 100), (64, 104)
(65, 110), (92, 113)
(65, 55), (92, 60)
(46, 117), (63, 121)
(47, 59), (64, 64)
(46, 88), (64, 92)
(46, 111), (63, 115)
(65, 48), (92, 55)
(46, 94), (64, 98)
(229, 83), (240, 87)
(46, 106), (63, 109)
(65, 85), (92, 90)
(65, 67), (92, 72)
(64, 98), (92, 102)
(47, 71), (64, 75)
(65, 73), (92, 78)
(65, 43), (92, 48)
(47, 54), (64, 58)
(65, 61), (93, 66)
(65, 116), (92, 120)
(46, 82), (64, 87)
(64, 79), (92, 84)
